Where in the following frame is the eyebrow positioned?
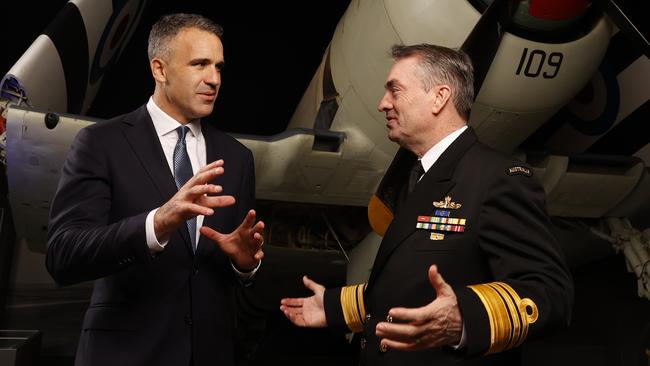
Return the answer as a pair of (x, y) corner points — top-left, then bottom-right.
(189, 58), (225, 69)
(385, 79), (399, 90)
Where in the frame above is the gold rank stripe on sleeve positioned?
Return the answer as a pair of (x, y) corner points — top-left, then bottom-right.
(467, 282), (539, 354)
(340, 283), (368, 333)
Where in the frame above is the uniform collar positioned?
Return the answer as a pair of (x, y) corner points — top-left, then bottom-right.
(420, 125), (468, 173)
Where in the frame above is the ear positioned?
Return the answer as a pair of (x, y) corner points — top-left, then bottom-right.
(431, 85), (451, 115)
(150, 58), (167, 83)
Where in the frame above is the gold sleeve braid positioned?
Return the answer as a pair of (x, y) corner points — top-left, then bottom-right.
(468, 282), (539, 354)
(340, 283), (368, 333)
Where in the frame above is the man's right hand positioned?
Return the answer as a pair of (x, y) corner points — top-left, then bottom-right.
(154, 159), (235, 242)
(280, 276), (327, 328)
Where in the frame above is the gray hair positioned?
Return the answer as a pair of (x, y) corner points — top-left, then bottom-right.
(148, 13), (223, 61)
(391, 44), (474, 121)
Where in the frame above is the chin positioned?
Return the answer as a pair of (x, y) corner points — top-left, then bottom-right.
(387, 132), (399, 143)
(195, 107), (214, 118)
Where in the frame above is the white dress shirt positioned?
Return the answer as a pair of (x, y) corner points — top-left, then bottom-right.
(145, 97), (205, 251)
(143, 97), (259, 277)
(415, 125), (468, 348)
(419, 125), (468, 174)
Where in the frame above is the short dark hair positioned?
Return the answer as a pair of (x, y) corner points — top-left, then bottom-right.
(391, 44), (474, 120)
(148, 13), (223, 61)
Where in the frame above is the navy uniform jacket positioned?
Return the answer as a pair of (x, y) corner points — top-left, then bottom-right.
(324, 128), (573, 365)
(46, 105), (255, 366)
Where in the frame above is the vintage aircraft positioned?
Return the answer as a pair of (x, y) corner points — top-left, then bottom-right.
(1, 0), (649, 360)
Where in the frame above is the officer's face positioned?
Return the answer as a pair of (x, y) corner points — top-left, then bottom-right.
(154, 27), (224, 124)
(378, 57), (436, 152)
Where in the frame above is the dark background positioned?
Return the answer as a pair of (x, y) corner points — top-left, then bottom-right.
(1, 0), (646, 136)
(2, 1), (649, 365)
(1, 0), (352, 135)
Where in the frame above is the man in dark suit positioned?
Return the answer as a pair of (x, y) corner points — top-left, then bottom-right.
(46, 14), (264, 366)
(280, 44), (573, 365)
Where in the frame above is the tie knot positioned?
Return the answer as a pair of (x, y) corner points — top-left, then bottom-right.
(176, 125), (190, 142)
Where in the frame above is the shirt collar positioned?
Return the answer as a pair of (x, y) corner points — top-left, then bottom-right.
(146, 97), (201, 138)
(420, 125), (468, 173)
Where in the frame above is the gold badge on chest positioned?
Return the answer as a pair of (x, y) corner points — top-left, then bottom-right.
(433, 196), (462, 209)
(417, 196), (466, 240)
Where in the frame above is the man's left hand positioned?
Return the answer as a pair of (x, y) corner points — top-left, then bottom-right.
(200, 209), (264, 270)
(375, 265), (462, 351)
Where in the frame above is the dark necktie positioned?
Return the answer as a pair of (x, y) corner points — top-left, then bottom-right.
(173, 126), (197, 251)
(407, 160), (425, 194)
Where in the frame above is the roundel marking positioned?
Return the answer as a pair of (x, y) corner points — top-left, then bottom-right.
(567, 61), (620, 136)
(89, 0), (146, 84)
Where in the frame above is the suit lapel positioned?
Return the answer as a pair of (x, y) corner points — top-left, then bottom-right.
(367, 128), (478, 288)
(121, 105), (192, 249)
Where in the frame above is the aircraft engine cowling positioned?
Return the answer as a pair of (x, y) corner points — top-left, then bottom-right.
(0, 0), (147, 114)
(283, 0), (612, 212)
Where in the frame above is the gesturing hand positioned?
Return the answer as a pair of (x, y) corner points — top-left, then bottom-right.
(375, 265), (462, 351)
(200, 209), (264, 270)
(280, 276), (327, 328)
(154, 160), (235, 241)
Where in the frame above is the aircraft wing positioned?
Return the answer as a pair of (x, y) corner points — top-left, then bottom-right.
(5, 107), (95, 252)
(2, 0), (649, 292)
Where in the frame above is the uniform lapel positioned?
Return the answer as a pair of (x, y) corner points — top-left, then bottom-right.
(367, 128), (478, 288)
(121, 105), (192, 249)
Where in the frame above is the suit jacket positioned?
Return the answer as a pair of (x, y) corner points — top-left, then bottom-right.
(324, 128), (573, 365)
(46, 105), (256, 366)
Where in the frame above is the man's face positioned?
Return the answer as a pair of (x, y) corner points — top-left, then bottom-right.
(156, 27), (224, 123)
(377, 57), (436, 150)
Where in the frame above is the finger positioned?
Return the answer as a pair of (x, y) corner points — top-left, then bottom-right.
(253, 229), (265, 243)
(254, 250), (264, 261)
(387, 305), (430, 324)
(248, 219), (264, 239)
(183, 202), (216, 217)
(279, 304), (300, 314)
(200, 159), (224, 172)
(252, 229), (264, 243)
(375, 321), (421, 342)
(195, 160), (224, 176)
(199, 225), (224, 243)
(380, 338), (424, 352)
(250, 223), (265, 247)
(251, 220), (265, 234)
(186, 184), (223, 198)
(280, 297), (304, 307)
(186, 203), (214, 220)
(197, 195), (236, 209)
(303, 276), (325, 294)
(239, 209), (257, 230)
(428, 265), (453, 298)
(255, 236), (264, 246)
(190, 164), (225, 186)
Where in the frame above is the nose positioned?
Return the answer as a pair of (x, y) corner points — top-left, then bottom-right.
(378, 92), (392, 112)
(206, 67), (221, 87)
